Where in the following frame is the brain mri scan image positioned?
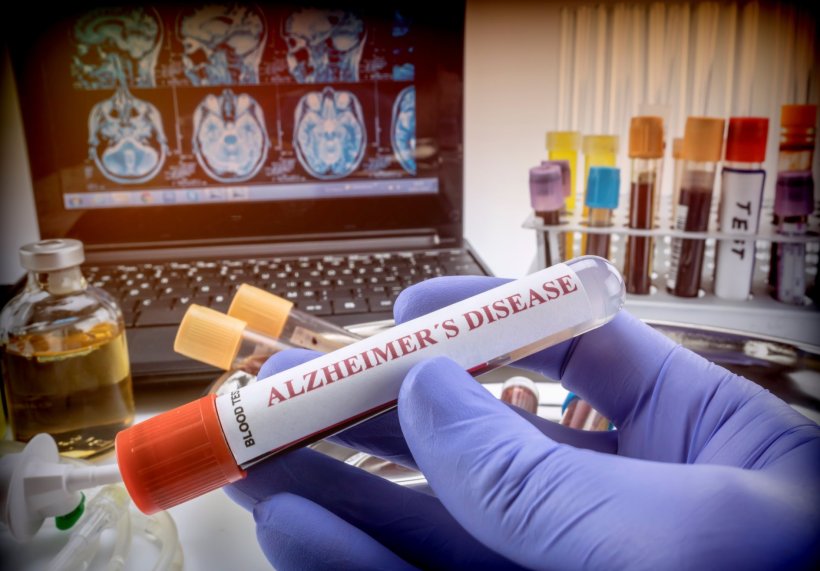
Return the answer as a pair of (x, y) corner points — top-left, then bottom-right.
(294, 87), (366, 179)
(72, 7), (162, 88)
(282, 9), (365, 83)
(192, 88), (270, 182)
(88, 85), (169, 183)
(178, 4), (267, 86)
(391, 86), (415, 173)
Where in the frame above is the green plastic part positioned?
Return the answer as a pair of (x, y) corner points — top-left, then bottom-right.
(55, 493), (85, 530)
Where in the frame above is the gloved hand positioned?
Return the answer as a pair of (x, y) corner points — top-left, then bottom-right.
(226, 276), (820, 570)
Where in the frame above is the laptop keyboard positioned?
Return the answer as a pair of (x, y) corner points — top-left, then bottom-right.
(84, 249), (487, 329)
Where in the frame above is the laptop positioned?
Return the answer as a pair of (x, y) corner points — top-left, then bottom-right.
(9, 1), (489, 383)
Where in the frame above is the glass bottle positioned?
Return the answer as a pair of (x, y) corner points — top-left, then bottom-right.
(0, 239), (134, 458)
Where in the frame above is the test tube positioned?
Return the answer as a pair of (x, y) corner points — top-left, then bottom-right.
(584, 166), (620, 258)
(670, 137), (684, 225)
(541, 159), (571, 200)
(546, 131), (581, 212)
(772, 172), (814, 305)
(500, 376), (540, 415)
(174, 305), (296, 373)
(229, 284), (362, 353)
(561, 393), (611, 431)
(667, 117), (725, 298)
(624, 116), (664, 294)
(530, 164), (566, 267)
(116, 256), (625, 514)
(713, 118), (769, 300)
(581, 136), (619, 255)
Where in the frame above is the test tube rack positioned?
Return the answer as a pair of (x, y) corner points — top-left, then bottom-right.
(524, 193), (820, 347)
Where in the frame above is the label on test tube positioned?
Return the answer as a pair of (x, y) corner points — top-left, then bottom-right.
(216, 263), (594, 465)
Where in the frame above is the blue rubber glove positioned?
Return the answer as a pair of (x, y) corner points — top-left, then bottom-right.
(226, 276), (820, 570)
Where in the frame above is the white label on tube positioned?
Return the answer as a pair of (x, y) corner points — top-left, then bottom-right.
(714, 169), (766, 300)
(216, 263), (593, 466)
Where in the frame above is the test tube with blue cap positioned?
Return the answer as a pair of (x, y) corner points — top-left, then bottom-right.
(584, 166), (620, 258)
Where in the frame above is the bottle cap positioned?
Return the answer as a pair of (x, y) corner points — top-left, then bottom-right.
(529, 164), (565, 212)
(175, 305), (246, 370)
(19, 239), (84, 272)
(501, 376), (539, 398)
(540, 160), (571, 196)
(672, 137), (684, 159)
(774, 171), (815, 217)
(229, 284), (294, 339)
(725, 117), (769, 162)
(781, 104), (817, 128)
(546, 131), (581, 151)
(585, 167), (620, 209)
(116, 394), (245, 514)
(682, 117), (725, 162)
(582, 135), (619, 156)
(628, 117), (664, 158)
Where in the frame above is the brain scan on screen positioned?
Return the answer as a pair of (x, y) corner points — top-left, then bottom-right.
(178, 4), (267, 86)
(282, 9), (365, 83)
(293, 87), (366, 180)
(72, 7), (162, 89)
(192, 89), (270, 182)
(391, 86), (415, 173)
(88, 85), (168, 184)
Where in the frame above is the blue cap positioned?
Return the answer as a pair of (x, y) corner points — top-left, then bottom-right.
(585, 167), (620, 209)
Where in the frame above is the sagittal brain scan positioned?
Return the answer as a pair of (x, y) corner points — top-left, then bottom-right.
(294, 87), (366, 180)
(282, 9), (365, 83)
(391, 86), (416, 173)
(88, 86), (169, 183)
(178, 4), (267, 86)
(193, 89), (270, 182)
(72, 7), (162, 88)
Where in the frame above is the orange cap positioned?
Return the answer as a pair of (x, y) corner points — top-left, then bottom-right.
(682, 117), (725, 162)
(175, 305), (246, 370)
(629, 116), (664, 158)
(229, 284), (294, 339)
(116, 394), (245, 514)
(725, 117), (769, 162)
(781, 104), (817, 128)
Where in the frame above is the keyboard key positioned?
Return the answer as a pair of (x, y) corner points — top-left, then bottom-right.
(368, 297), (395, 312)
(135, 305), (187, 327)
(333, 299), (368, 315)
(300, 301), (332, 316)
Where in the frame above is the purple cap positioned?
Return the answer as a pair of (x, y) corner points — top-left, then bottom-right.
(530, 164), (564, 212)
(541, 160), (571, 197)
(774, 171), (815, 217)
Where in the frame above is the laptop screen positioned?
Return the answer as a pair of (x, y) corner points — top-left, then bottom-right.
(11, 2), (465, 251)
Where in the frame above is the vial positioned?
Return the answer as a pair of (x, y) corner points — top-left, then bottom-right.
(0, 239), (134, 458)
(500, 376), (540, 415)
(530, 164), (566, 267)
(584, 166), (620, 259)
(116, 256), (625, 514)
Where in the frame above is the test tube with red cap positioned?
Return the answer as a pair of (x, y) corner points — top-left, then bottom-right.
(530, 164), (566, 267)
(714, 118), (769, 300)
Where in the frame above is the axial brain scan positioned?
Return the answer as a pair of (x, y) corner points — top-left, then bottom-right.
(294, 87), (366, 179)
(72, 7), (162, 88)
(88, 86), (168, 183)
(282, 9), (365, 83)
(193, 89), (270, 182)
(391, 86), (416, 173)
(178, 4), (267, 86)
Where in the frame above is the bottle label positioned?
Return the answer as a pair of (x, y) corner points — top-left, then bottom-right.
(216, 263), (595, 465)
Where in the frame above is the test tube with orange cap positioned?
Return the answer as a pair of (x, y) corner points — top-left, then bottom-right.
(624, 116), (665, 294)
(667, 117), (726, 298)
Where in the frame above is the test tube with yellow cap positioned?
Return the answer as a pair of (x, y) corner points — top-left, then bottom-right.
(625, 116), (664, 294)
(667, 117), (726, 298)
(229, 283), (363, 353)
(174, 305), (296, 373)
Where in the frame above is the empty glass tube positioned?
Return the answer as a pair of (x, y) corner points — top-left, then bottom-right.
(116, 256), (625, 514)
(670, 137), (684, 225)
(773, 172), (814, 305)
(530, 164), (566, 267)
(584, 166), (620, 259)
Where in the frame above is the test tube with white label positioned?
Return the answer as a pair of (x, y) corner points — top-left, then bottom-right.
(714, 118), (769, 300)
(115, 256), (625, 514)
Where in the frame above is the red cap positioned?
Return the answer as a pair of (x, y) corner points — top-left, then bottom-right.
(116, 395), (245, 514)
(725, 117), (769, 162)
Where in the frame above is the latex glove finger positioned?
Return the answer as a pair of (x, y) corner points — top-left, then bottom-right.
(399, 357), (820, 570)
(226, 447), (522, 570)
(254, 492), (417, 571)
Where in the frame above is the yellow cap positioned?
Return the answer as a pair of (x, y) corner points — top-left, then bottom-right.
(228, 284), (294, 339)
(628, 117), (664, 158)
(174, 305), (245, 370)
(582, 135), (619, 156)
(546, 131), (581, 151)
(781, 104), (817, 128)
(682, 117), (725, 162)
(672, 137), (684, 159)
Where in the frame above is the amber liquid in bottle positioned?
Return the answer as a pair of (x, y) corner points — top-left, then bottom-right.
(625, 173), (656, 294)
(2, 322), (134, 458)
